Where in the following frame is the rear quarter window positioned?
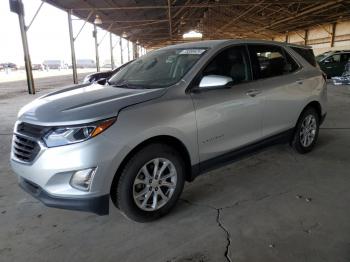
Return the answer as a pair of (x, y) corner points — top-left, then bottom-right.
(290, 46), (317, 67)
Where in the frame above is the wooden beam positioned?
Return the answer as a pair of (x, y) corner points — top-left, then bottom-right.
(330, 22), (337, 47)
(167, 0), (172, 40)
(262, 0), (343, 30)
(304, 29), (308, 45)
(219, 0), (265, 31)
(70, 1), (335, 11)
(103, 19), (168, 23)
(112, 20), (168, 30)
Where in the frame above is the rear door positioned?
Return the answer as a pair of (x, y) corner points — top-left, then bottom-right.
(247, 44), (305, 138)
(340, 53), (350, 75)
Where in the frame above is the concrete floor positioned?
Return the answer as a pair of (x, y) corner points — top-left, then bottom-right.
(0, 79), (350, 262)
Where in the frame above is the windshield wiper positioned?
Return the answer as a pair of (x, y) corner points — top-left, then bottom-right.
(110, 81), (132, 88)
(110, 81), (143, 89)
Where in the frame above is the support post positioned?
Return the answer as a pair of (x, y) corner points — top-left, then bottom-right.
(127, 40), (130, 61)
(16, 0), (35, 94)
(330, 22), (337, 47)
(304, 29), (308, 46)
(68, 10), (78, 84)
(93, 24), (100, 72)
(285, 32), (288, 43)
(110, 32), (115, 69)
(120, 37), (123, 65)
(133, 42), (138, 59)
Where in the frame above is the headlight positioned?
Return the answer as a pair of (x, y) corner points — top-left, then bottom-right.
(43, 118), (116, 147)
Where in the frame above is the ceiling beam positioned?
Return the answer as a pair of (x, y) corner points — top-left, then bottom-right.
(70, 1), (333, 11)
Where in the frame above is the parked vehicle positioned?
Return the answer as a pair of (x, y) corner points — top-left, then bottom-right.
(76, 59), (96, 69)
(11, 40), (327, 222)
(43, 60), (68, 70)
(1, 62), (18, 70)
(32, 63), (45, 71)
(332, 60), (350, 85)
(317, 50), (350, 78)
(83, 61), (133, 84)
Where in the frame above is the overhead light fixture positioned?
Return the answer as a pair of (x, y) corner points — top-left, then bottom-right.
(183, 30), (203, 39)
(136, 40), (140, 44)
(122, 32), (127, 38)
(94, 14), (102, 25)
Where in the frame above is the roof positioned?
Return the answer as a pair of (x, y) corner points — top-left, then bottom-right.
(159, 39), (313, 50)
(45, 0), (350, 49)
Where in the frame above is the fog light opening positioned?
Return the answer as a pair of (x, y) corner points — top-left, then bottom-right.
(70, 168), (97, 191)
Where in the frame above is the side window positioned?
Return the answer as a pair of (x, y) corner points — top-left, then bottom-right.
(248, 45), (299, 79)
(329, 54), (341, 63)
(202, 45), (251, 84)
(341, 53), (350, 62)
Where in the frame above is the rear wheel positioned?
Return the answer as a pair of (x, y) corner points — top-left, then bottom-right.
(114, 143), (185, 222)
(291, 107), (320, 154)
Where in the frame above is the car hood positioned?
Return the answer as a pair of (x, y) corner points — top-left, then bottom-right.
(18, 83), (166, 126)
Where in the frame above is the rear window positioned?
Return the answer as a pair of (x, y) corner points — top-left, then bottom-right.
(290, 46), (317, 67)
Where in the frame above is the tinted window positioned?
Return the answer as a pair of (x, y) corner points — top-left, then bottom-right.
(330, 54), (341, 63)
(248, 45), (299, 79)
(341, 53), (350, 62)
(291, 47), (317, 67)
(202, 45), (251, 84)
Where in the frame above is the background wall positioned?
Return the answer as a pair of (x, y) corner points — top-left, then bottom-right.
(274, 21), (350, 55)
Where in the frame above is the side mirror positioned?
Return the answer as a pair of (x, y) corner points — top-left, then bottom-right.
(96, 78), (107, 85)
(198, 75), (233, 90)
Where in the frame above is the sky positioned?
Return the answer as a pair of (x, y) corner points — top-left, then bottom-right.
(0, 0), (134, 66)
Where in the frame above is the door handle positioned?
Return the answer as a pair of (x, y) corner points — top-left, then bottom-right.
(246, 89), (261, 97)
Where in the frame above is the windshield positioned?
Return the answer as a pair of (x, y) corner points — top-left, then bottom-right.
(108, 48), (207, 88)
(316, 53), (330, 62)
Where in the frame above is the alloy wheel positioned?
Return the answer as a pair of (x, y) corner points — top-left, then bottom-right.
(299, 114), (317, 147)
(133, 158), (177, 211)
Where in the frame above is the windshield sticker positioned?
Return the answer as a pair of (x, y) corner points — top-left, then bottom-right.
(179, 49), (206, 55)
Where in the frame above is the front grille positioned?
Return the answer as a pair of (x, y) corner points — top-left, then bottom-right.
(12, 134), (41, 163)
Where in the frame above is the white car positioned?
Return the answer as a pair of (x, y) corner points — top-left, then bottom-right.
(11, 40), (327, 222)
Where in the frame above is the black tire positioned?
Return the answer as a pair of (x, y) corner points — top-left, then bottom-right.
(114, 143), (185, 222)
(291, 107), (320, 154)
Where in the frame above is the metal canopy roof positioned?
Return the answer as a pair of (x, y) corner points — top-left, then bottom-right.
(45, 0), (350, 48)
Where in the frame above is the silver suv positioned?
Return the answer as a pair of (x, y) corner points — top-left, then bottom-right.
(11, 40), (327, 222)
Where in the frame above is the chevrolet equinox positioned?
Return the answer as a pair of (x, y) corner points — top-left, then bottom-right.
(11, 40), (327, 222)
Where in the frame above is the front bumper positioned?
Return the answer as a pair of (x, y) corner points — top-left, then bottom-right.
(19, 177), (109, 215)
(10, 123), (130, 215)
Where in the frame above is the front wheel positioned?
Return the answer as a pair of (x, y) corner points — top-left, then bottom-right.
(114, 144), (185, 222)
(291, 107), (320, 154)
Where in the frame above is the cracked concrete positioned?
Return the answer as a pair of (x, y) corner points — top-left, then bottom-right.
(0, 80), (350, 262)
(181, 190), (292, 262)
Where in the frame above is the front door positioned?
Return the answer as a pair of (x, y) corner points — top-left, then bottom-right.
(190, 45), (263, 162)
